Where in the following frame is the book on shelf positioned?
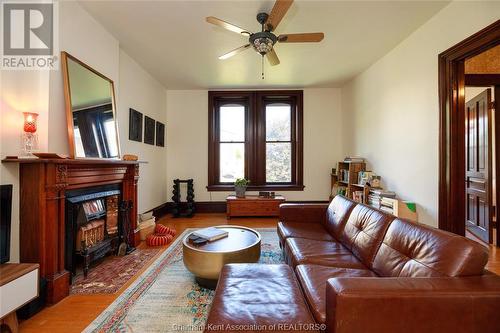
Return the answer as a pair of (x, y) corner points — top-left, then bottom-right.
(380, 206), (394, 214)
(352, 190), (364, 203)
(192, 227), (229, 242)
(367, 189), (396, 209)
(358, 171), (373, 185)
(344, 156), (365, 163)
(339, 169), (350, 183)
(369, 189), (396, 197)
(381, 197), (396, 207)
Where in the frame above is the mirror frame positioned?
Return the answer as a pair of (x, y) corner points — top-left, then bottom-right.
(61, 51), (121, 159)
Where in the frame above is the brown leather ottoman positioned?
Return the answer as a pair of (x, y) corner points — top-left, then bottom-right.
(204, 264), (321, 333)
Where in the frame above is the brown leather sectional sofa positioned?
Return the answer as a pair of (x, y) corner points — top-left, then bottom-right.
(205, 195), (500, 332)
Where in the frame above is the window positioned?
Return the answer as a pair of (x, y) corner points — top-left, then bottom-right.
(219, 104), (246, 183)
(208, 91), (303, 191)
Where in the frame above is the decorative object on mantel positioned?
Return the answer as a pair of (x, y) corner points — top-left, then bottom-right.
(122, 154), (138, 161)
(234, 178), (250, 198)
(144, 116), (155, 145)
(20, 112), (39, 159)
(129, 108), (143, 142)
(156, 121), (165, 147)
(172, 179), (195, 217)
(32, 152), (68, 159)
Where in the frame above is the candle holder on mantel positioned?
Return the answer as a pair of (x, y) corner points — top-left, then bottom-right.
(20, 112), (39, 158)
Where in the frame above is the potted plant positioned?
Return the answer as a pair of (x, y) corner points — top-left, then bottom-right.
(234, 178), (250, 198)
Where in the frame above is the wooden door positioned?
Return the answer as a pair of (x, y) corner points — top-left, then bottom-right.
(466, 88), (492, 243)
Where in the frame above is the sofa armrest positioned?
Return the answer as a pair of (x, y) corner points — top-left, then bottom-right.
(279, 203), (328, 224)
(325, 276), (500, 333)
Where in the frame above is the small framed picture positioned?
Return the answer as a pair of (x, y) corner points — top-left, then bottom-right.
(144, 116), (155, 145)
(156, 121), (165, 147)
(128, 108), (143, 142)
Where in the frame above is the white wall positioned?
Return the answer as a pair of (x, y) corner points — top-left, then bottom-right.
(1, 1), (168, 262)
(341, 1), (500, 226)
(0, 70), (50, 263)
(166, 88), (343, 202)
(118, 50), (168, 212)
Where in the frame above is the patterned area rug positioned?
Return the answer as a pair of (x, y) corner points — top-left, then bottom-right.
(84, 228), (283, 333)
(71, 248), (161, 294)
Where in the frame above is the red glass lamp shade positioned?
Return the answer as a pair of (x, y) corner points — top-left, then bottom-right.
(23, 112), (38, 133)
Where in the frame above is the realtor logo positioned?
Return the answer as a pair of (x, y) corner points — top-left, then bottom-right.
(1, 2), (57, 69)
(3, 3), (53, 55)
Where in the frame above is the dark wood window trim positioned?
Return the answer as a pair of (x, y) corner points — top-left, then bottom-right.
(438, 20), (500, 243)
(208, 90), (304, 191)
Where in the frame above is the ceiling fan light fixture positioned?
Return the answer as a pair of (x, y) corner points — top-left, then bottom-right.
(253, 37), (274, 55)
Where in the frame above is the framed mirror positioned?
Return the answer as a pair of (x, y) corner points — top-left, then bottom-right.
(61, 52), (121, 159)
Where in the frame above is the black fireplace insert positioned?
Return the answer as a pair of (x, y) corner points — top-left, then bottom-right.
(65, 184), (122, 279)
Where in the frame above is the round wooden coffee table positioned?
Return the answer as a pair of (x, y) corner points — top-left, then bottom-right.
(182, 225), (261, 288)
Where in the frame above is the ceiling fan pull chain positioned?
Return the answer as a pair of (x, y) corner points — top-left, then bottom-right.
(261, 55), (265, 80)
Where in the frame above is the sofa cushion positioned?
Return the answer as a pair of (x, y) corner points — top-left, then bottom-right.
(278, 221), (334, 246)
(338, 203), (394, 269)
(204, 264), (319, 332)
(372, 218), (489, 277)
(325, 195), (357, 240)
(285, 237), (365, 269)
(295, 264), (377, 324)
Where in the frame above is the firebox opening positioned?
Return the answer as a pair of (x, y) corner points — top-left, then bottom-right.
(65, 184), (122, 281)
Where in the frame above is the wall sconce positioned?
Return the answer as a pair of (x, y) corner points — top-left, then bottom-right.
(21, 112), (38, 158)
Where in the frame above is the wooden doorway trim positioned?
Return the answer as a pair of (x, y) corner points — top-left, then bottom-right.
(438, 20), (500, 239)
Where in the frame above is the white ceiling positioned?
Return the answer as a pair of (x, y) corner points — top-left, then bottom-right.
(79, 0), (449, 89)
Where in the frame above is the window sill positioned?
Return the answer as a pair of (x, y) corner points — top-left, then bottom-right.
(206, 184), (305, 192)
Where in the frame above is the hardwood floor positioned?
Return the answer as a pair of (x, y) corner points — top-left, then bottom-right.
(19, 213), (500, 332)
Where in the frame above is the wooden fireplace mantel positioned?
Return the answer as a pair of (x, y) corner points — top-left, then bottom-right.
(2, 157), (144, 304)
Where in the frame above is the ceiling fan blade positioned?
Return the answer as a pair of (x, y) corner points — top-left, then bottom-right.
(206, 16), (252, 35)
(278, 33), (324, 43)
(219, 44), (251, 60)
(266, 49), (280, 66)
(265, 0), (294, 31)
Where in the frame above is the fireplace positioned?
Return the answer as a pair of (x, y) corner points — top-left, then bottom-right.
(65, 184), (121, 279)
(2, 157), (141, 308)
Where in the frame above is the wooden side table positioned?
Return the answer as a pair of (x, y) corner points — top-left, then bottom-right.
(226, 195), (285, 218)
(0, 263), (39, 333)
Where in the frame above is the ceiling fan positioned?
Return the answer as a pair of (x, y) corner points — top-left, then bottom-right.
(206, 0), (324, 77)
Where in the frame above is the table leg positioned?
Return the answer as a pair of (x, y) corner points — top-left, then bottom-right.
(195, 277), (218, 290)
(1, 312), (19, 333)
